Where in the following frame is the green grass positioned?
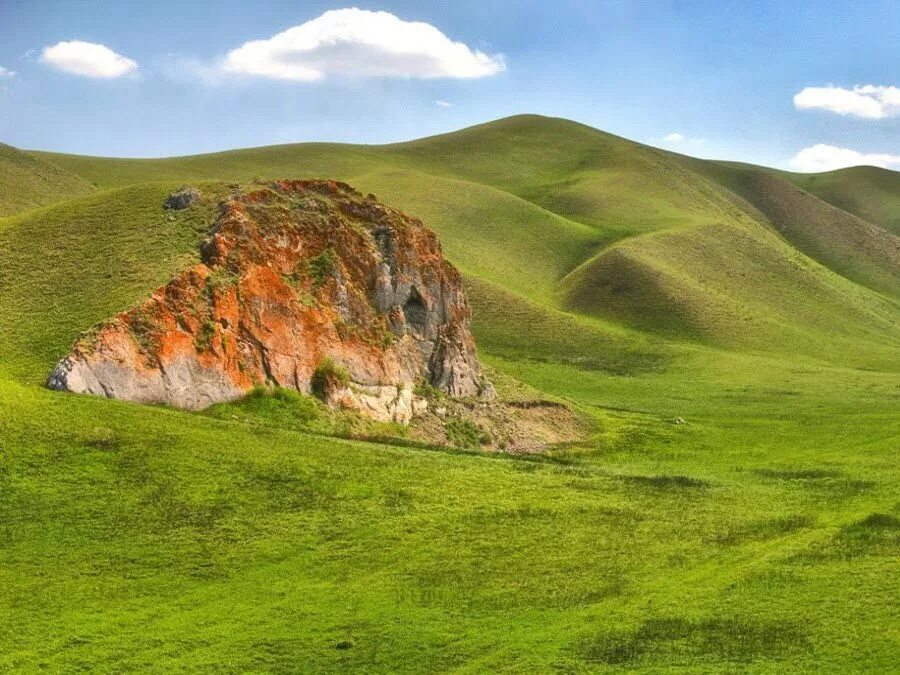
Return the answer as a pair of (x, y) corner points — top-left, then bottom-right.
(202, 386), (407, 441)
(684, 158), (900, 301)
(0, 142), (94, 216)
(22, 115), (899, 357)
(784, 165), (900, 237)
(0, 182), (228, 382)
(1, 114), (898, 671)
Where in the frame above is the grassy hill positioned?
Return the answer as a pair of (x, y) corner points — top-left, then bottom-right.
(2, 115), (898, 671)
(0, 142), (94, 216)
(784, 165), (900, 237)
(682, 158), (900, 301)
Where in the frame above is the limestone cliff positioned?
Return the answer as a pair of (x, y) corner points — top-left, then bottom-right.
(48, 180), (491, 422)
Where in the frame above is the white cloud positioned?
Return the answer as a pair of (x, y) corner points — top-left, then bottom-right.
(435, 99), (453, 108)
(41, 40), (137, 78)
(222, 8), (505, 82)
(794, 84), (900, 119)
(663, 132), (685, 143)
(0, 66), (15, 78)
(789, 143), (900, 172)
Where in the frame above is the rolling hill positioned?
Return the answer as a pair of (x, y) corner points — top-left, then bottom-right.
(785, 165), (900, 237)
(0, 142), (94, 216)
(1, 115), (898, 671)
(14, 115), (900, 367)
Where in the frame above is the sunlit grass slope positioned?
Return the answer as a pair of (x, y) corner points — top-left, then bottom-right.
(36, 115), (760, 240)
(0, 183), (226, 382)
(683, 158), (900, 300)
(354, 169), (606, 303)
(2, 115), (899, 671)
(784, 165), (900, 237)
(0, 142), (93, 216)
(561, 219), (899, 366)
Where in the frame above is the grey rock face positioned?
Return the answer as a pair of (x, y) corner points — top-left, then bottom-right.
(164, 187), (201, 210)
(48, 354), (245, 410)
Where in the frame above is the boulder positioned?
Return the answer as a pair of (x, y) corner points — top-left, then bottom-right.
(164, 186), (201, 210)
(49, 180), (491, 422)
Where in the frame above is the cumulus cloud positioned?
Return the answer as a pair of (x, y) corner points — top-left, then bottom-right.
(789, 144), (900, 172)
(435, 99), (453, 108)
(222, 8), (505, 81)
(0, 66), (15, 78)
(794, 85), (900, 119)
(663, 132), (685, 143)
(41, 40), (137, 78)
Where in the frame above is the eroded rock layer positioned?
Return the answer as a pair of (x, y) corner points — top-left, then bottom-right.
(48, 180), (490, 421)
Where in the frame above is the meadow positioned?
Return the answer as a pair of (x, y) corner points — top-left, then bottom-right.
(0, 115), (897, 671)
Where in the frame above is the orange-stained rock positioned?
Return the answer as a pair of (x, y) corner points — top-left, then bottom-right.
(48, 180), (492, 421)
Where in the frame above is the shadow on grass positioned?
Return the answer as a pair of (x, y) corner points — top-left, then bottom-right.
(709, 514), (815, 547)
(755, 467), (875, 500)
(581, 616), (808, 666)
(621, 474), (710, 490)
(790, 512), (900, 563)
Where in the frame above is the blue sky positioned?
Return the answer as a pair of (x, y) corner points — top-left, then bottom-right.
(0, 0), (898, 171)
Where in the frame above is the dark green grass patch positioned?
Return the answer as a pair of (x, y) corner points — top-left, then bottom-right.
(756, 468), (842, 480)
(203, 385), (406, 442)
(443, 418), (485, 449)
(311, 358), (351, 399)
(581, 615), (808, 665)
(755, 467), (876, 501)
(709, 514), (815, 547)
(621, 473), (710, 490)
(792, 513), (900, 563)
(207, 385), (322, 428)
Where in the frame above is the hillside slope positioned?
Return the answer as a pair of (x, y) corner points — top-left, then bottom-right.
(0, 183), (217, 382)
(0, 143), (94, 216)
(783, 166), (900, 237)
(681, 158), (900, 301)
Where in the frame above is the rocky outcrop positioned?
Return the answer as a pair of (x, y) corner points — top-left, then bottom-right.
(164, 186), (201, 210)
(49, 180), (491, 422)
